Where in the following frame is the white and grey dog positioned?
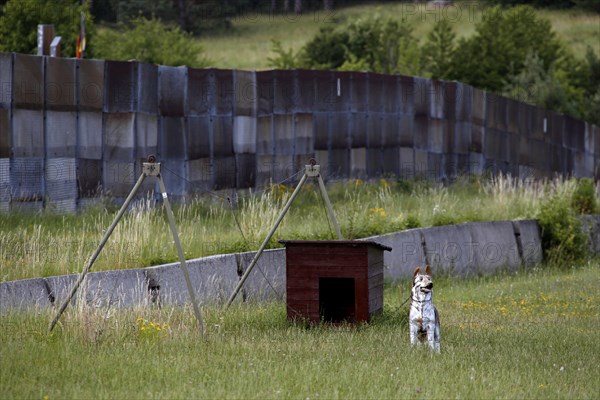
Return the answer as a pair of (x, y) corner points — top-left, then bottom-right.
(409, 266), (440, 352)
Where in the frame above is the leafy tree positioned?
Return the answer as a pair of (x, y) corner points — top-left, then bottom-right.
(0, 0), (94, 57)
(94, 17), (209, 67)
(503, 52), (581, 117)
(450, 5), (562, 92)
(421, 19), (456, 80)
(267, 39), (298, 69)
(298, 26), (349, 70)
(297, 15), (420, 75)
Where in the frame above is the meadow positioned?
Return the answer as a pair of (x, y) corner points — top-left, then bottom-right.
(0, 175), (589, 282)
(200, 3), (600, 70)
(0, 260), (597, 399)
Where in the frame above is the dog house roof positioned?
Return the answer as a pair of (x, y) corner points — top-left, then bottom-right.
(279, 240), (392, 252)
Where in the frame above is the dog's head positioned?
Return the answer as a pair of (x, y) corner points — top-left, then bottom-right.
(412, 265), (434, 294)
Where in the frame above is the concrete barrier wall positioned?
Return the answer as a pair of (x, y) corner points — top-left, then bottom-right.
(0, 53), (598, 212)
(8, 217), (600, 313)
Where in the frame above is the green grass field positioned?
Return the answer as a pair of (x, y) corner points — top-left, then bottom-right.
(200, 3), (600, 70)
(0, 175), (580, 282)
(0, 261), (597, 399)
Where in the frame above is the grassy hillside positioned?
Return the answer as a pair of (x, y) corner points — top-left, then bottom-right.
(0, 261), (597, 398)
(199, 3), (600, 70)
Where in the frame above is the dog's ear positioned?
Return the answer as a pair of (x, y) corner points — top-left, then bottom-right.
(425, 265), (432, 276)
(413, 267), (421, 280)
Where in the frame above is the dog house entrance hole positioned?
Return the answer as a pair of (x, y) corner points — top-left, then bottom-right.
(319, 277), (356, 322)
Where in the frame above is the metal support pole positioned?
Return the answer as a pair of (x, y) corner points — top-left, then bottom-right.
(225, 172), (309, 309)
(317, 174), (343, 240)
(48, 171), (147, 333)
(157, 174), (206, 337)
(48, 157), (205, 336)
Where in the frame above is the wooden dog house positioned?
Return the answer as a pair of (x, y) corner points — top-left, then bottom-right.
(281, 240), (392, 323)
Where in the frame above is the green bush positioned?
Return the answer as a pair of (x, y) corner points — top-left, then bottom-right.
(450, 5), (562, 92)
(420, 19), (456, 80)
(94, 17), (208, 67)
(296, 14), (419, 75)
(538, 188), (588, 262)
(572, 178), (599, 215)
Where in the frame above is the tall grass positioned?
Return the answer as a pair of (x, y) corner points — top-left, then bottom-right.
(0, 261), (597, 399)
(0, 175), (597, 282)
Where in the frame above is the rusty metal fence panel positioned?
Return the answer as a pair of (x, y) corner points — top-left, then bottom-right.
(0, 52), (598, 212)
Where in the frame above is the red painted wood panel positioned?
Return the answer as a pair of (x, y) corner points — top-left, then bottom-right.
(283, 240), (389, 323)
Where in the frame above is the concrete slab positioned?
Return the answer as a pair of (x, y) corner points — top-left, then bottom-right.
(579, 215), (600, 256)
(349, 113), (367, 149)
(138, 63), (158, 114)
(159, 66), (186, 116)
(238, 248), (286, 302)
(10, 157), (44, 201)
(213, 69), (234, 115)
(145, 253), (240, 306)
(102, 161), (136, 197)
(136, 112), (158, 158)
(77, 158), (102, 197)
(105, 60), (137, 113)
(187, 67), (211, 115)
(45, 57), (76, 111)
(45, 157), (77, 201)
(413, 77), (429, 117)
(349, 72), (368, 113)
(0, 158), (9, 212)
(0, 108), (9, 158)
(78, 59), (104, 111)
(294, 113), (313, 154)
(213, 156), (236, 190)
(273, 115), (294, 153)
(78, 112), (103, 159)
(350, 147), (366, 179)
(0, 278), (50, 312)
(271, 154), (295, 183)
(44, 274), (77, 307)
(233, 116), (257, 154)
(512, 219), (543, 266)
(78, 269), (148, 308)
(160, 116), (185, 159)
(187, 116), (211, 159)
(421, 223), (478, 275)
(0, 53), (13, 108)
(236, 153), (256, 188)
(186, 158), (211, 194)
(399, 76), (414, 115)
(13, 53), (44, 109)
(12, 109), (43, 157)
(399, 146), (415, 179)
(274, 70), (295, 114)
(104, 112), (135, 160)
(46, 111), (76, 157)
(212, 116), (234, 156)
(469, 221), (521, 272)
(366, 228), (426, 280)
(233, 70), (256, 116)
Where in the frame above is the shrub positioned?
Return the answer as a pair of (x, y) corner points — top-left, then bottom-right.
(572, 178), (599, 215)
(297, 15), (420, 75)
(94, 17), (208, 67)
(450, 5), (562, 92)
(537, 188), (588, 262)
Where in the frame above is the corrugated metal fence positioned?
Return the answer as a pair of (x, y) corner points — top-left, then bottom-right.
(0, 53), (598, 212)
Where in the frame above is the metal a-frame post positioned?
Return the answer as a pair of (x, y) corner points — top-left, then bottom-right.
(48, 156), (205, 337)
(225, 161), (342, 309)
